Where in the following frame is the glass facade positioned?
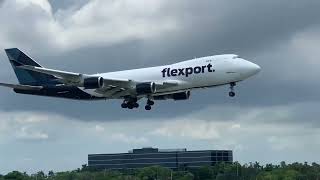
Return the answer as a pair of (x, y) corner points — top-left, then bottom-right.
(88, 148), (233, 170)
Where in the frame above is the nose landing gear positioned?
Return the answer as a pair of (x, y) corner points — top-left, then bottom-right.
(229, 82), (236, 97)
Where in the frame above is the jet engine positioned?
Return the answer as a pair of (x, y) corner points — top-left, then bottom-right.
(154, 91), (191, 101)
(172, 91), (191, 100)
(83, 76), (104, 89)
(136, 82), (156, 95)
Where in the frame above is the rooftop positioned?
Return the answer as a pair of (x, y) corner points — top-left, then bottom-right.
(129, 147), (187, 154)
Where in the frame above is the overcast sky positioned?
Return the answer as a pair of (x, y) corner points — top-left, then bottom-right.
(0, 0), (320, 174)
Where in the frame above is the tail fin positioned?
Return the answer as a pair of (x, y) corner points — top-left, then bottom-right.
(5, 48), (57, 86)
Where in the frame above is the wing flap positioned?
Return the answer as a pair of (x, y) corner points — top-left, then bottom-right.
(155, 80), (184, 90)
(103, 78), (133, 88)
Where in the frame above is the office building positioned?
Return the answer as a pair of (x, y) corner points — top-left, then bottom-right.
(88, 147), (233, 170)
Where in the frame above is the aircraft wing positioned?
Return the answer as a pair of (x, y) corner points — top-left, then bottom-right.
(17, 65), (181, 98)
(18, 65), (131, 85)
(18, 65), (85, 84)
(17, 65), (135, 97)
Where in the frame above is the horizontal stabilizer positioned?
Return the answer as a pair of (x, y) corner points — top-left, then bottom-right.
(0, 82), (42, 90)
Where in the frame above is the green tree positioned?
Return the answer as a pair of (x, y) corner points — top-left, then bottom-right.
(3, 171), (30, 180)
(280, 161), (286, 169)
(175, 172), (194, 180)
(48, 170), (54, 177)
(195, 166), (215, 180)
(138, 166), (171, 180)
(2, 161), (320, 180)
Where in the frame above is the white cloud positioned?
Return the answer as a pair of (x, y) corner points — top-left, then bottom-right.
(0, 110), (151, 145)
(291, 26), (320, 65)
(0, 0), (178, 53)
(16, 126), (49, 140)
(0, 102), (320, 173)
(0, 111), (67, 142)
(150, 102), (320, 159)
(110, 133), (148, 144)
(152, 119), (221, 140)
(94, 125), (105, 132)
(230, 124), (241, 130)
(16, 0), (52, 14)
(0, 0), (319, 174)
(22, 157), (33, 161)
(254, 25), (320, 83)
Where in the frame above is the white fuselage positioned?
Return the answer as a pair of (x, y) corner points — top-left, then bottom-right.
(85, 54), (261, 98)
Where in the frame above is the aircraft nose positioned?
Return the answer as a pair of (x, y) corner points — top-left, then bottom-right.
(248, 62), (261, 75)
(242, 60), (261, 76)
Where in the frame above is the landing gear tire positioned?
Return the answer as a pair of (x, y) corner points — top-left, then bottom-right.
(145, 105), (152, 111)
(133, 102), (139, 108)
(147, 100), (154, 106)
(121, 103), (128, 108)
(121, 97), (140, 109)
(127, 104), (134, 109)
(229, 91), (236, 97)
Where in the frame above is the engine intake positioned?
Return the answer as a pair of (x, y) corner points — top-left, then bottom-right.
(83, 77), (104, 89)
(136, 82), (156, 95)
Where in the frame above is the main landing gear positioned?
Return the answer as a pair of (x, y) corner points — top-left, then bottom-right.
(145, 99), (154, 111)
(121, 97), (155, 111)
(229, 82), (236, 97)
(121, 97), (139, 109)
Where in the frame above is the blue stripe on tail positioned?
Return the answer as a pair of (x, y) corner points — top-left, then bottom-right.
(5, 48), (58, 86)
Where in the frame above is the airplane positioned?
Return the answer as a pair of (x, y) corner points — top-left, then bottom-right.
(0, 48), (261, 110)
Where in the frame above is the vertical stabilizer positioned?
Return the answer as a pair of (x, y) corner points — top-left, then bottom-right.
(5, 48), (57, 85)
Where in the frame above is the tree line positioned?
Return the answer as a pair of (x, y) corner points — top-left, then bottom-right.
(1, 161), (320, 180)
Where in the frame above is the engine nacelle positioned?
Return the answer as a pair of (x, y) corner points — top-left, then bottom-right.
(136, 82), (156, 95)
(153, 91), (191, 101)
(83, 76), (104, 89)
(172, 91), (191, 100)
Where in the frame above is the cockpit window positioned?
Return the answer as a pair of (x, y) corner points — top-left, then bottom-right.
(232, 55), (239, 59)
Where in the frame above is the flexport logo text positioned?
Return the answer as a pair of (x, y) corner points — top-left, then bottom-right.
(161, 64), (215, 77)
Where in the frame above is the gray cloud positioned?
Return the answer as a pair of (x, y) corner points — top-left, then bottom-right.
(147, 0), (320, 56)
(48, 0), (89, 12)
(0, 0), (320, 173)
(1, 103), (319, 173)
(0, 0), (319, 120)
